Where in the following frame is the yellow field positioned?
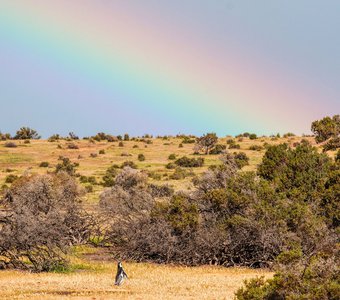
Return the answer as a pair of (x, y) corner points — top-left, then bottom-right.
(0, 250), (273, 300)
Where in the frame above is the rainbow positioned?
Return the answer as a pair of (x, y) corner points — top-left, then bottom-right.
(0, 1), (336, 136)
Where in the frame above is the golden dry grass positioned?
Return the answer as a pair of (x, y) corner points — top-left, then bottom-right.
(0, 261), (273, 300)
(0, 136), (318, 203)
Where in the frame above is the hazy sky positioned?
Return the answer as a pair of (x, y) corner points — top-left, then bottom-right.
(0, 0), (339, 137)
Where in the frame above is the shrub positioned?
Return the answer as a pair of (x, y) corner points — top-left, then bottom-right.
(98, 136), (338, 270)
(234, 152), (249, 168)
(235, 247), (339, 300)
(68, 132), (79, 140)
(0, 173), (93, 271)
(4, 142), (17, 148)
(133, 144), (139, 148)
(170, 167), (193, 180)
(124, 134), (130, 141)
(0, 132), (11, 140)
(84, 184), (93, 193)
(55, 157), (79, 176)
(118, 141), (124, 147)
(48, 134), (60, 142)
(24, 139), (30, 144)
(90, 153), (98, 158)
(147, 171), (162, 180)
(182, 137), (195, 144)
(138, 154), (146, 161)
(311, 115), (339, 143)
(175, 156), (204, 168)
(178, 143), (183, 148)
(39, 161), (49, 168)
(168, 154), (176, 160)
(166, 162), (176, 169)
(283, 132), (295, 138)
(249, 133), (257, 140)
(102, 165), (119, 187)
(5, 174), (18, 183)
(228, 140), (240, 149)
(209, 144), (226, 154)
(67, 143), (79, 149)
(99, 149), (105, 155)
(249, 145), (263, 151)
(121, 161), (137, 169)
(14, 127), (40, 140)
(149, 184), (174, 197)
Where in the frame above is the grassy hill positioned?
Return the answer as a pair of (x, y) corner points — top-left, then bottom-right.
(0, 135), (317, 203)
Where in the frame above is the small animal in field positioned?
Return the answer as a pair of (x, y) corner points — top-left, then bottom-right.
(115, 261), (128, 286)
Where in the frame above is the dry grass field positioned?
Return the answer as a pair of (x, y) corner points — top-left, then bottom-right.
(0, 135), (322, 299)
(0, 135), (317, 203)
(0, 247), (273, 300)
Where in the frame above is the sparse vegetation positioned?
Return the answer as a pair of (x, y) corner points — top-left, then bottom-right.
(0, 119), (337, 298)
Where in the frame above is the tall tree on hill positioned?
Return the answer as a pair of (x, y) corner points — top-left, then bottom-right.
(311, 115), (339, 151)
(195, 133), (218, 154)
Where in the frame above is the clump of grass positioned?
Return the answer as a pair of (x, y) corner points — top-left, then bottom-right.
(5, 174), (18, 183)
(4, 142), (17, 148)
(67, 143), (79, 149)
(168, 154), (176, 160)
(39, 161), (49, 167)
(138, 154), (146, 161)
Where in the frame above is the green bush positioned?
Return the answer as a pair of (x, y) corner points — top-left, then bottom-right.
(39, 161), (49, 168)
(228, 141), (240, 149)
(5, 174), (19, 183)
(102, 165), (119, 187)
(55, 157), (79, 176)
(182, 137), (195, 144)
(138, 154), (146, 161)
(168, 154), (176, 160)
(209, 144), (226, 154)
(249, 145), (263, 151)
(166, 162), (176, 169)
(84, 184), (93, 193)
(249, 133), (257, 140)
(175, 156), (204, 168)
(169, 167), (193, 180)
(234, 152), (249, 168)
(121, 161), (137, 169)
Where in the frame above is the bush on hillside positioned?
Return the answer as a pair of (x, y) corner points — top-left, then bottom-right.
(175, 156), (204, 168)
(0, 173), (93, 271)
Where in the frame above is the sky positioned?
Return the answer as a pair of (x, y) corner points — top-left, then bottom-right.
(0, 0), (339, 137)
